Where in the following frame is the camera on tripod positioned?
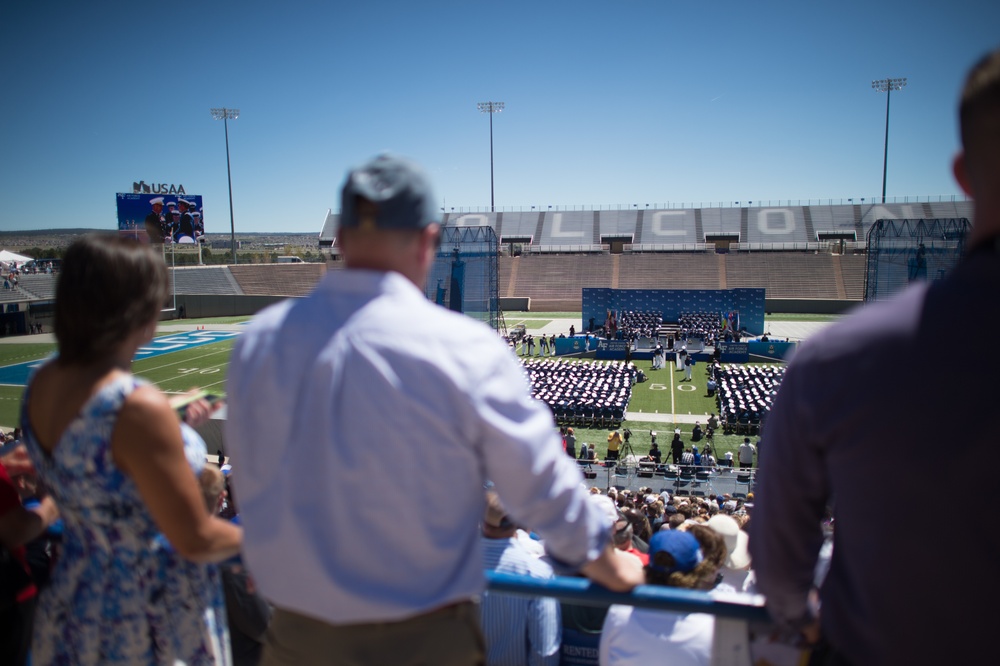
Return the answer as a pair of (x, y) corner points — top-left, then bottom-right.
(622, 427), (632, 442)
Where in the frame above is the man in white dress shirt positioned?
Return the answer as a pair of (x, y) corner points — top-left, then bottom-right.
(226, 154), (642, 665)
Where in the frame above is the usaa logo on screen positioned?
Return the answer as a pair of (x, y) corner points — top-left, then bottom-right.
(133, 181), (187, 195)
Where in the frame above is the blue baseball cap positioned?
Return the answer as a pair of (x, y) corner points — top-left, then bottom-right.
(648, 530), (703, 574)
(339, 154), (439, 231)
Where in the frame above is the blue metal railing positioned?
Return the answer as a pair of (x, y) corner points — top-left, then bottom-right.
(485, 571), (770, 623)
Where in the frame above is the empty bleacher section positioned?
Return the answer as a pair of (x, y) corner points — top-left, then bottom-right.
(529, 211), (604, 252)
(926, 199), (975, 220)
(631, 209), (700, 248)
(510, 254), (615, 311)
(228, 264), (326, 297)
(809, 204), (859, 240)
(156, 250), (889, 315)
(448, 212), (536, 243)
(323, 199), (974, 250)
(0, 287), (30, 304)
(171, 266), (242, 296)
(742, 206), (811, 245)
(724, 254), (840, 299)
(856, 201), (972, 241)
(598, 210), (639, 240)
(15, 274), (58, 300)
(838, 254), (867, 300)
(700, 207), (743, 239)
(616, 254), (721, 290)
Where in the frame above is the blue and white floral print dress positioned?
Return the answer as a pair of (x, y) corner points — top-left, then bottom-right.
(22, 371), (231, 665)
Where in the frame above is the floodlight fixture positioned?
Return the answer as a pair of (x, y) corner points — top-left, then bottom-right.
(210, 107), (240, 263)
(210, 108), (240, 121)
(872, 77), (907, 203)
(477, 101), (505, 212)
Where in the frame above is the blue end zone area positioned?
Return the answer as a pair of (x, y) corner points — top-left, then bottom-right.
(0, 330), (240, 387)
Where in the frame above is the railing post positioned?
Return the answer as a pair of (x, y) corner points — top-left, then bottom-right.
(711, 617), (754, 666)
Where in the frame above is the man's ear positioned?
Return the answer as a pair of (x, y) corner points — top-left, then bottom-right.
(953, 152), (974, 197)
(420, 225), (441, 260)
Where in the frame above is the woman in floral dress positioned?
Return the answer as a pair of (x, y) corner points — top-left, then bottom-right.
(21, 235), (242, 665)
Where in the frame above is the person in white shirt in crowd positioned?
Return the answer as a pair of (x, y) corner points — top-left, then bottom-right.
(738, 437), (756, 469)
(600, 525), (728, 666)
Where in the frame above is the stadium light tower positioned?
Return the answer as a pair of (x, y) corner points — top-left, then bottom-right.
(210, 107), (240, 264)
(477, 101), (504, 212)
(872, 77), (906, 204)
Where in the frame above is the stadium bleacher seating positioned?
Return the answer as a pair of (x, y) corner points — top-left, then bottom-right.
(227, 264), (326, 297)
(320, 199), (974, 250)
(616, 253), (721, 290)
(171, 266), (242, 296)
(15, 274), (57, 300)
(724, 254), (840, 299)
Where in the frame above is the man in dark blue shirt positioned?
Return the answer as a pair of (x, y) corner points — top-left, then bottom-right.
(751, 48), (1000, 666)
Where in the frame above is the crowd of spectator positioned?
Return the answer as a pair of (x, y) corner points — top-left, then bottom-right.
(4, 417), (772, 666)
(2, 270), (19, 291)
(2, 260), (57, 277)
(1, 429), (268, 666)
(479, 480), (765, 665)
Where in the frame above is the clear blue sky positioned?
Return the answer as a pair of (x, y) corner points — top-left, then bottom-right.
(1, 1), (997, 234)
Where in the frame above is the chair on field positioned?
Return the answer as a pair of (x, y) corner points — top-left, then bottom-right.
(661, 468), (680, 494)
(733, 472), (753, 499)
(692, 470), (713, 497)
(677, 467), (695, 494)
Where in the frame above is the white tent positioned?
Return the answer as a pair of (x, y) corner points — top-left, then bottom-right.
(0, 250), (33, 266)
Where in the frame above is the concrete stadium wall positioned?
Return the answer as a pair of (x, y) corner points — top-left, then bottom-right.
(764, 298), (858, 315)
(172, 294), (857, 319)
(175, 294), (287, 319)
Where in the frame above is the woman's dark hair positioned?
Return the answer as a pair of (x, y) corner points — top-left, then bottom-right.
(622, 507), (652, 543)
(55, 234), (168, 364)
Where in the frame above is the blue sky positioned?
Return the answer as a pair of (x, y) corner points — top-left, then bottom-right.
(1, 1), (997, 234)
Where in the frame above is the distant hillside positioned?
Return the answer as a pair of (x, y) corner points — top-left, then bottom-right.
(0, 230), (320, 252)
(0, 228), (97, 237)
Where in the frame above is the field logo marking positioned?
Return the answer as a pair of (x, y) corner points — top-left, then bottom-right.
(0, 329), (240, 387)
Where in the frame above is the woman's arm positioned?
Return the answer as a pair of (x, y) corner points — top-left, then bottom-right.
(113, 386), (242, 563)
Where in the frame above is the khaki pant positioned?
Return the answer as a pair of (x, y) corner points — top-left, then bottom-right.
(261, 601), (485, 666)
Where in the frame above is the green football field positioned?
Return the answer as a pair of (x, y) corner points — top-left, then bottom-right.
(0, 334), (237, 429)
(0, 316), (774, 464)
